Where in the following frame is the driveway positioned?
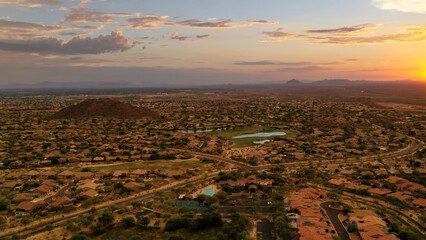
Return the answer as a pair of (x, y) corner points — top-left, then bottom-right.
(320, 202), (350, 240)
(257, 218), (275, 240)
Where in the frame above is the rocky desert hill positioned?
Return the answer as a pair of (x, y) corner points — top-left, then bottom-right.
(52, 98), (159, 119)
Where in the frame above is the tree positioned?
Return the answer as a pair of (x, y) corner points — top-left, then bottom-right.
(122, 216), (135, 228)
(342, 205), (353, 215)
(128, 235), (142, 240)
(347, 223), (358, 233)
(0, 217), (7, 230)
(138, 215), (150, 227)
(169, 235), (184, 240)
(165, 216), (190, 231)
(0, 200), (8, 211)
(98, 211), (114, 226)
(215, 191), (228, 202)
(274, 215), (296, 240)
(70, 234), (91, 240)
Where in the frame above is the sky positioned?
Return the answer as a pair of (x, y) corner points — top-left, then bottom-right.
(0, 0), (426, 87)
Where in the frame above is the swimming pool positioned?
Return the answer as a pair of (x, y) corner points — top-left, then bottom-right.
(204, 188), (215, 196)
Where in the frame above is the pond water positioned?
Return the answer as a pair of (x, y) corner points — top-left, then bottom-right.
(253, 140), (272, 144)
(178, 129), (214, 133)
(178, 128), (229, 133)
(232, 132), (286, 139)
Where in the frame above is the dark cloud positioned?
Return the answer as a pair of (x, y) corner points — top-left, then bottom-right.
(0, 19), (70, 34)
(63, 7), (136, 24)
(262, 28), (304, 40)
(170, 32), (190, 41)
(0, 0), (61, 7)
(196, 34), (210, 38)
(307, 24), (381, 34)
(167, 19), (234, 28)
(234, 61), (311, 66)
(277, 66), (331, 72)
(0, 31), (133, 54)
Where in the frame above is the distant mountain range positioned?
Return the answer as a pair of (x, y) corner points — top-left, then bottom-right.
(0, 79), (421, 90)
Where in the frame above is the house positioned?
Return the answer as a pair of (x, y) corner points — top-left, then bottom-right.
(113, 170), (129, 179)
(40, 170), (57, 180)
(368, 188), (392, 196)
(130, 169), (147, 179)
(80, 189), (98, 199)
(22, 170), (39, 180)
(74, 172), (94, 180)
(58, 170), (74, 181)
(412, 198), (426, 209)
(16, 201), (45, 213)
(0, 181), (21, 190)
(32, 184), (53, 195)
(95, 169), (111, 179)
(123, 182), (145, 191)
(328, 178), (349, 186)
(348, 210), (398, 240)
(50, 197), (72, 208)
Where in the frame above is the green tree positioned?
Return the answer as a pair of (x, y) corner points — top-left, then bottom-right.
(122, 216), (135, 228)
(98, 211), (114, 226)
(70, 234), (91, 240)
(347, 223), (358, 233)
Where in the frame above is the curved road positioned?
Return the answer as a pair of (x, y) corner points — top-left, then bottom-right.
(320, 202), (350, 240)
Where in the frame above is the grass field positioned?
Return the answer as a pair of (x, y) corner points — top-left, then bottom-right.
(205, 125), (299, 148)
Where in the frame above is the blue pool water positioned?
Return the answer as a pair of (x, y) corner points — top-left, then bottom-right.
(204, 188), (215, 196)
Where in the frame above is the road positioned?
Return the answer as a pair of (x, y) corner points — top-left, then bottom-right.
(320, 202), (350, 240)
(257, 218), (275, 240)
(0, 172), (220, 239)
(190, 136), (423, 171)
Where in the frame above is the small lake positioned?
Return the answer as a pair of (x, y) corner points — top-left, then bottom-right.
(232, 132), (286, 139)
(253, 140), (272, 144)
(178, 129), (214, 133)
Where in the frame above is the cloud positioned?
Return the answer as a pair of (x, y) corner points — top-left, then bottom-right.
(262, 28), (305, 40)
(0, 19), (70, 33)
(234, 61), (311, 66)
(170, 32), (190, 41)
(307, 24), (381, 34)
(240, 20), (277, 27)
(372, 0), (426, 14)
(0, 0), (61, 7)
(0, 19), (71, 39)
(262, 25), (426, 44)
(0, 31), (133, 54)
(125, 15), (168, 29)
(311, 26), (426, 44)
(277, 66), (331, 72)
(167, 19), (235, 28)
(166, 19), (276, 29)
(63, 7), (137, 24)
(196, 34), (210, 39)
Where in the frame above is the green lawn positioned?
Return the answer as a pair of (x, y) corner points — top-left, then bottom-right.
(205, 125), (299, 148)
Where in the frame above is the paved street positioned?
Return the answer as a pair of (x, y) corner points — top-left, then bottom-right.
(320, 202), (350, 240)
